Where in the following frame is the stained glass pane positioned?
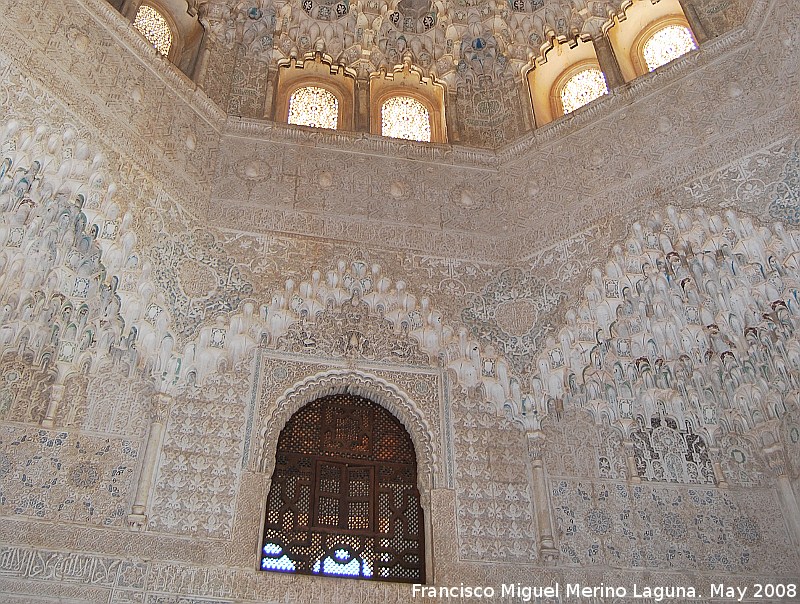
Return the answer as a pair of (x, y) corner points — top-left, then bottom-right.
(560, 68), (608, 115)
(643, 25), (697, 71)
(261, 543), (296, 572)
(133, 5), (172, 57)
(312, 548), (372, 578)
(381, 97), (431, 142)
(288, 86), (339, 130)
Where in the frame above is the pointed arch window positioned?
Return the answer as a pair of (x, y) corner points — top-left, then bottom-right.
(261, 393), (425, 583)
(288, 86), (340, 130)
(642, 24), (697, 71)
(133, 5), (173, 57)
(380, 96), (431, 142)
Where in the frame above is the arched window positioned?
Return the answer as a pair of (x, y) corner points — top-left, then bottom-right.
(527, 40), (608, 126)
(605, 0), (698, 81)
(275, 55), (355, 130)
(559, 68), (609, 115)
(370, 63), (446, 142)
(287, 86), (339, 130)
(261, 393), (425, 583)
(642, 24), (697, 71)
(133, 5), (173, 57)
(380, 97), (431, 142)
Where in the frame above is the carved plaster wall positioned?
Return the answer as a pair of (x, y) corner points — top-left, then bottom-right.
(0, 0), (798, 601)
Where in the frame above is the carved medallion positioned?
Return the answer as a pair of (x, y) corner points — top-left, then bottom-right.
(177, 258), (218, 299)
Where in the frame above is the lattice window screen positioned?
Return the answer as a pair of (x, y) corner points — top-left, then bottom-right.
(261, 393), (425, 582)
(632, 415), (715, 484)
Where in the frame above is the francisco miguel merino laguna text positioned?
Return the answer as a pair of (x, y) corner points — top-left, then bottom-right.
(411, 582), (699, 601)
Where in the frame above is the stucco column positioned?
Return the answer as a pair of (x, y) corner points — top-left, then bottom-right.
(192, 27), (212, 85)
(354, 77), (370, 133)
(592, 34), (626, 90)
(41, 383), (65, 429)
(622, 438), (642, 483)
(764, 444), (800, 546)
(444, 90), (460, 143)
(676, 0), (709, 43)
(517, 81), (535, 132)
(420, 488), (434, 582)
(263, 65), (279, 121)
(527, 431), (559, 561)
(709, 446), (728, 488)
(127, 393), (173, 530)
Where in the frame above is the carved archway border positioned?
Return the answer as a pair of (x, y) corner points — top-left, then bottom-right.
(255, 368), (438, 496)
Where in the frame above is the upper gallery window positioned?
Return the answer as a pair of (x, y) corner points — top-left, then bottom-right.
(380, 96), (431, 142)
(642, 24), (697, 71)
(288, 86), (339, 130)
(605, 0), (699, 82)
(133, 5), (173, 57)
(560, 68), (609, 115)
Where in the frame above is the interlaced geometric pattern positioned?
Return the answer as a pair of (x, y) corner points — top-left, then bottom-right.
(381, 97), (431, 142)
(560, 68), (608, 115)
(133, 5), (172, 57)
(288, 86), (339, 130)
(261, 393), (425, 582)
(643, 25), (697, 71)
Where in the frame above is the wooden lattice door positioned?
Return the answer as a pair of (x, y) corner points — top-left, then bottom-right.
(260, 393), (426, 582)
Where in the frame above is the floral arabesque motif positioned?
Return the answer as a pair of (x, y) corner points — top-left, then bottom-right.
(0, 427), (138, 526)
(552, 480), (795, 573)
(462, 268), (562, 365)
(769, 140), (800, 225)
(148, 369), (248, 538)
(149, 227), (254, 341)
(277, 300), (431, 365)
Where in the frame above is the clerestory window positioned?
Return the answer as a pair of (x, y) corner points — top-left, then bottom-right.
(560, 68), (609, 115)
(642, 24), (697, 71)
(380, 96), (431, 142)
(261, 393), (425, 582)
(133, 5), (173, 57)
(288, 86), (340, 130)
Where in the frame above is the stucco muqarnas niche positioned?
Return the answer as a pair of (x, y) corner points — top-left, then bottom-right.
(0, 0), (798, 601)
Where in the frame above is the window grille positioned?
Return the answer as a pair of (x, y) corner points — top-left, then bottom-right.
(560, 68), (608, 114)
(643, 24), (697, 72)
(381, 96), (431, 142)
(133, 5), (173, 57)
(261, 393), (425, 582)
(288, 86), (339, 130)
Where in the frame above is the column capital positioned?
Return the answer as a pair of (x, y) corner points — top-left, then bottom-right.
(150, 392), (174, 423)
(708, 446), (729, 488)
(41, 383), (67, 429)
(622, 437), (642, 483)
(126, 511), (148, 531)
(526, 430), (546, 462)
(763, 443), (788, 477)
